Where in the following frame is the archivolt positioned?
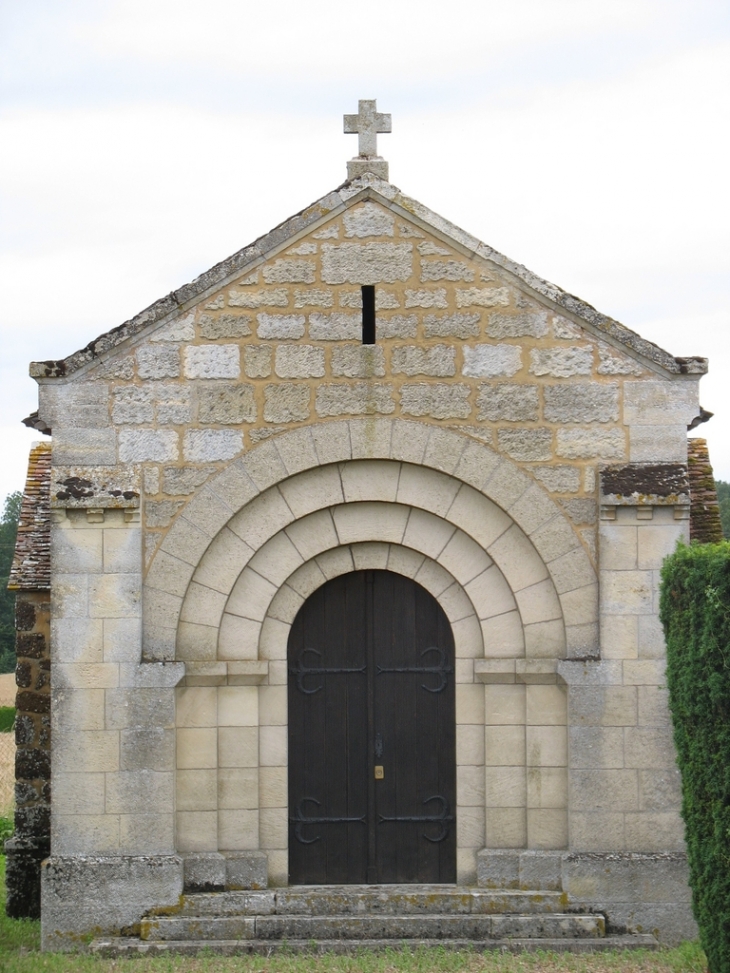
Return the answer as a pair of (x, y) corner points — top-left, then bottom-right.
(143, 419), (597, 662)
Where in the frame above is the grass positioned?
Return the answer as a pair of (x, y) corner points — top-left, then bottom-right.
(0, 856), (708, 973)
(0, 707), (15, 733)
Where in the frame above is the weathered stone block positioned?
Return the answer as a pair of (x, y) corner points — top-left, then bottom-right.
(162, 466), (215, 496)
(405, 288), (447, 309)
(262, 258), (315, 283)
(487, 312), (548, 338)
(136, 345), (180, 379)
(629, 424), (688, 463)
(400, 383), (470, 419)
(463, 345), (522, 378)
(624, 380), (699, 425)
(293, 288), (333, 308)
(321, 242), (413, 284)
(180, 429), (242, 462)
(597, 341), (643, 375)
(119, 429), (178, 463)
(544, 383), (619, 422)
(556, 427), (625, 460)
(331, 346), (385, 378)
(392, 345), (455, 377)
(477, 383), (538, 420)
(255, 314), (305, 339)
(424, 313), (480, 338)
(530, 347), (593, 378)
(377, 314), (418, 338)
(497, 428), (552, 462)
(315, 383), (394, 417)
(243, 345), (272, 378)
(456, 287), (510, 307)
(198, 313), (252, 339)
(39, 383), (110, 428)
(309, 312), (360, 340)
(420, 259), (474, 282)
(183, 345), (240, 379)
(228, 287), (288, 308)
(532, 466), (581, 493)
(198, 384), (256, 424)
(343, 202), (394, 237)
(52, 428), (117, 465)
(264, 384), (310, 423)
(183, 853), (226, 891)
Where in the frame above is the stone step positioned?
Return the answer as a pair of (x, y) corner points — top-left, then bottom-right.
(92, 935), (660, 957)
(168, 886), (569, 917)
(140, 912), (605, 942)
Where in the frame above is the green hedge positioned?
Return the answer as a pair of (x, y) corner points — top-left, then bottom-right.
(660, 541), (730, 973)
(0, 706), (14, 733)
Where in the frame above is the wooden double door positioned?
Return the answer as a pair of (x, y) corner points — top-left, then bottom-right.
(287, 570), (456, 885)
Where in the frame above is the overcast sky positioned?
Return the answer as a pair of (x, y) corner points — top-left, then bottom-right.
(1, 0), (729, 502)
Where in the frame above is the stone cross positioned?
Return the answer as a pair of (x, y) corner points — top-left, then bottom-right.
(344, 99), (391, 181)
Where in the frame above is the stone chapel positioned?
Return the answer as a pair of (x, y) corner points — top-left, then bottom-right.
(7, 101), (708, 951)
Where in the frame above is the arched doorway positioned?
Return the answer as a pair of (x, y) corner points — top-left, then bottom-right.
(287, 569), (456, 885)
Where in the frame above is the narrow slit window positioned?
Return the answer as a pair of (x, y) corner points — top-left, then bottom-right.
(361, 285), (376, 344)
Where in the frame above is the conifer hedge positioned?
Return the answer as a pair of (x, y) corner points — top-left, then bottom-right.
(660, 541), (730, 973)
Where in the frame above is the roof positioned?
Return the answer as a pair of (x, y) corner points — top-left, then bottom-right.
(28, 174), (708, 382)
(8, 442), (51, 592)
(688, 437), (723, 544)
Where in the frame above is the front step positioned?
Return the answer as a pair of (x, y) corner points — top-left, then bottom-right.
(92, 936), (659, 957)
(141, 912), (605, 942)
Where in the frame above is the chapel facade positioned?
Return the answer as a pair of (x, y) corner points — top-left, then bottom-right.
(11, 102), (706, 949)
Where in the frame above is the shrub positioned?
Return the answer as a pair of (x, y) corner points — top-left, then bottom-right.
(0, 707), (15, 733)
(660, 541), (730, 973)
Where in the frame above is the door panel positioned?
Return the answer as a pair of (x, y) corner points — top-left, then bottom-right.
(288, 570), (455, 885)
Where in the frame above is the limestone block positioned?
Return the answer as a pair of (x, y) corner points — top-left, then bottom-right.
(376, 313), (418, 338)
(308, 311), (360, 340)
(530, 347), (593, 378)
(321, 242), (413, 284)
(39, 382), (110, 428)
(119, 429), (178, 463)
(52, 526), (103, 575)
(424, 312), (480, 339)
(279, 466), (344, 520)
(218, 767), (258, 810)
(527, 809), (568, 849)
(52, 687), (105, 733)
(624, 380), (699, 425)
(568, 725), (624, 769)
(629, 424), (688, 462)
(456, 287), (510, 308)
(526, 684), (566, 726)
(568, 812), (625, 852)
(228, 287), (288, 308)
(183, 345), (240, 379)
(482, 461), (532, 514)
(458, 766), (486, 808)
(137, 345), (180, 380)
(120, 727), (175, 772)
(447, 485), (512, 550)
(624, 812), (685, 852)
(260, 724), (287, 767)
(112, 386), (154, 424)
(600, 525), (638, 571)
(440, 530), (493, 585)
(349, 417), (393, 460)
(527, 767), (567, 808)
(639, 766), (682, 811)
(570, 769), (639, 812)
(264, 383), (310, 422)
(390, 344), (454, 377)
(638, 614), (667, 659)
(53, 729), (120, 774)
(259, 685), (287, 727)
(183, 429), (243, 462)
(486, 767), (526, 808)
(50, 435), (118, 479)
(262, 258), (315, 284)
(177, 769), (217, 811)
(218, 686), (259, 727)
(154, 383), (193, 424)
(396, 464), (461, 517)
(477, 383), (538, 421)
(523, 618), (565, 659)
(333, 501), (408, 545)
(217, 614), (260, 661)
(489, 524), (549, 592)
(198, 384), (256, 424)
(549, 548), (595, 595)
(259, 766), (287, 809)
(637, 523), (685, 570)
(420, 259), (474, 282)
(161, 465), (215, 496)
(103, 528), (142, 575)
(105, 687), (174, 730)
(341, 459), (400, 503)
(274, 345), (325, 379)
(402, 507), (455, 559)
(240, 439), (289, 491)
(176, 811), (218, 851)
(332, 345), (385, 378)
(623, 659), (666, 686)
(456, 723), (485, 766)
(316, 383), (394, 417)
(405, 288), (448, 309)
(227, 568), (277, 621)
(532, 466), (581, 494)
(243, 345), (272, 378)
(487, 312), (548, 339)
(423, 427), (469, 474)
(228, 486), (295, 551)
(497, 429), (552, 462)
(600, 614), (639, 660)
(545, 383), (619, 423)
(400, 383), (470, 419)
(218, 809), (258, 850)
(560, 499), (596, 526)
(466, 565), (518, 621)
(569, 686), (638, 727)
(556, 427), (625, 460)
(88, 573), (141, 619)
(294, 288), (333, 308)
(601, 570), (653, 615)
(198, 313), (252, 339)
(485, 725), (525, 766)
(390, 418), (431, 465)
(530, 516), (581, 565)
(218, 726), (258, 768)
(177, 727), (217, 769)
(176, 686), (217, 727)
(480, 611), (524, 659)
(483, 684), (525, 725)
(343, 202), (395, 237)
(254, 314), (305, 340)
(248, 534), (304, 587)
(526, 725), (567, 768)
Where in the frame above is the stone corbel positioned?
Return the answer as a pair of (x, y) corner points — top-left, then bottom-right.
(182, 661), (269, 687)
(474, 659), (558, 685)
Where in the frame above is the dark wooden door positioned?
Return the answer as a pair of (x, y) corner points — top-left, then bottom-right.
(288, 570), (456, 885)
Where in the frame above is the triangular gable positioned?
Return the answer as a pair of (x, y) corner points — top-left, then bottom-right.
(29, 175), (706, 381)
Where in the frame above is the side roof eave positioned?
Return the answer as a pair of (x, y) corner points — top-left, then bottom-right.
(29, 174), (707, 380)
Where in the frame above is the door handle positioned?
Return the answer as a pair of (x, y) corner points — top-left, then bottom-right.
(374, 765), (384, 779)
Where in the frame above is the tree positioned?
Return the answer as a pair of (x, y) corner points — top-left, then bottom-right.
(0, 491), (22, 674)
(715, 480), (730, 540)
